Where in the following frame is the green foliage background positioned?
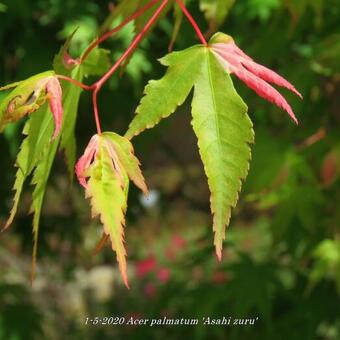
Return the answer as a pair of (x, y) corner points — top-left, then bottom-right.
(0, 0), (339, 339)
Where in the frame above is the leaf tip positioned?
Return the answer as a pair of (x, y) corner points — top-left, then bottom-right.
(215, 246), (223, 262)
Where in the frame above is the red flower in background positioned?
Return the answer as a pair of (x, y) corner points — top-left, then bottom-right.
(144, 283), (157, 298)
(157, 268), (170, 284)
(135, 255), (157, 278)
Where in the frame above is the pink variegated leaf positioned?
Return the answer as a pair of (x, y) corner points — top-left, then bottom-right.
(229, 62), (299, 124)
(75, 134), (100, 188)
(241, 59), (302, 98)
(63, 52), (80, 69)
(210, 33), (302, 124)
(75, 133), (147, 287)
(46, 77), (63, 139)
(213, 43), (302, 98)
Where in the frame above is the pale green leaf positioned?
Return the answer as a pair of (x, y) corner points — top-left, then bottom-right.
(4, 106), (54, 229)
(58, 67), (83, 177)
(86, 141), (130, 287)
(0, 71), (54, 132)
(191, 49), (254, 259)
(125, 45), (205, 139)
(30, 133), (59, 281)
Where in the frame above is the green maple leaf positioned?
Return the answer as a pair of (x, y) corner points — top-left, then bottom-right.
(29, 131), (59, 281)
(191, 48), (254, 259)
(2, 31), (112, 280)
(77, 133), (147, 287)
(102, 132), (148, 195)
(86, 143), (129, 287)
(125, 44), (254, 258)
(4, 106), (54, 230)
(125, 45), (205, 139)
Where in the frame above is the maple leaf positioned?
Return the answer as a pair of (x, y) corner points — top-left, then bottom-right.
(210, 33), (302, 124)
(126, 45), (255, 259)
(75, 132), (147, 287)
(0, 72), (63, 138)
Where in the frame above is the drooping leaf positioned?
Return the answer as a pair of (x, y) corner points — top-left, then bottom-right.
(45, 77), (63, 139)
(3, 106), (54, 230)
(29, 132), (59, 282)
(75, 133), (147, 286)
(191, 48), (254, 259)
(2, 99), (58, 280)
(58, 67), (83, 177)
(0, 71), (54, 131)
(210, 33), (302, 124)
(85, 139), (130, 287)
(125, 45), (205, 139)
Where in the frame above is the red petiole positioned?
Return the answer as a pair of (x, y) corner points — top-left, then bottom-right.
(60, 0), (207, 134)
(81, 0), (161, 63)
(175, 0), (207, 46)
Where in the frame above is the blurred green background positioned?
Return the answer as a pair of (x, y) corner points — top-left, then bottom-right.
(0, 0), (339, 339)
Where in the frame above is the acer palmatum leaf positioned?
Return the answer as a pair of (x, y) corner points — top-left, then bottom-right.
(75, 133), (147, 287)
(210, 33), (302, 124)
(0, 72), (63, 137)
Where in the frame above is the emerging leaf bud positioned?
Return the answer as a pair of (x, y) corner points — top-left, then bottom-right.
(0, 71), (63, 138)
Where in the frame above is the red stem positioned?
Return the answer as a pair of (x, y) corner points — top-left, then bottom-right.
(90, 0), (168, 133)
(95, 0), (169, 91)
(175, 0), (207, 46)
(92, 89), (102, 134)
(57, 75), (92, 91)
(60, 0), (206, 136)
(81, 0), (160, 63)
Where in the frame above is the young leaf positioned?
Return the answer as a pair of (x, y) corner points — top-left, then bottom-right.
(102, 132), (148, 194)
(46, 77), (63, 139)
(191, 49), (254, 259)
(76, 133), (147, 287)
(0, 71), (54, 131)
(210, 33), (302, 124)
(85, 139), (130, 287)
(125, 45), (205, 139)
(0, 71), (63, 137)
